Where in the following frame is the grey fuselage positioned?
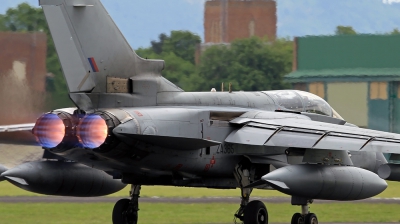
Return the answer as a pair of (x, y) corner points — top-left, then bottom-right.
(56, 90), (385, 189)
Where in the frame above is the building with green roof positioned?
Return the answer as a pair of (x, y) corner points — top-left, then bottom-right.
(286, 34), (400, 132)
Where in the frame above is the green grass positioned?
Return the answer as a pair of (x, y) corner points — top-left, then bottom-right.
(0, 202), (400, 224)
(1, 181), (400, 198)
(1, 181), (400, 223)
(110, 186), (288, 198)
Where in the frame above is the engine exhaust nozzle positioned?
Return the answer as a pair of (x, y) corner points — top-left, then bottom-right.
(77, 114), (109, 149)
(33, 113), (65, 149)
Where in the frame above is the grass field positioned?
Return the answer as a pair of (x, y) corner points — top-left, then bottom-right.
(1, 181), (400, 198)
(0, 202), (400, 224)
(1, 181), (400, 223)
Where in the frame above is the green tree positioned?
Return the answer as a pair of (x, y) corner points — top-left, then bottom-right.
(0, 3), (71, 109)
(136, 48), (201, 91)
(150, 33), (168, 54)
(136, 31), (202, 91)
(146, 31), (201, 64)
(138, 35), (292, 92)
(162, 31), (201, 64)
(198, 37), (292, 91)
(335, 26), (357, 35)
(390, 28), (400, 35)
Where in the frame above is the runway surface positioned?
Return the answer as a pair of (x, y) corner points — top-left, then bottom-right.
(1, 196), (400, 204)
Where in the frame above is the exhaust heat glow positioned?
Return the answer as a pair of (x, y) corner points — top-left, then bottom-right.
(33, 114), (65, 148)
(77, 115), (108, 149)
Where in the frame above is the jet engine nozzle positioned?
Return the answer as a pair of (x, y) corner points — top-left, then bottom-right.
(77, 112), (120, 151)
(32, 110), (79, 152)
(33, 113), (65, 149)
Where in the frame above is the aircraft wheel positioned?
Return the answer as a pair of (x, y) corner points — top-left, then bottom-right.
(112, 198), (138, 224)
(243, 200), (268, 224)
(291, 212), (303, 224)
(305, 213), (318, 224)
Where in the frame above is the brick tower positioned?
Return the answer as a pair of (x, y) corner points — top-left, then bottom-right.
(204, 0), (277, 43)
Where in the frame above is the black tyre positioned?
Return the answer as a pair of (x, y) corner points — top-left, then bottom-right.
(305, 213), (318, 224)
(243, 200), (268, 224)
(291, 213), (303, 224)
(112, 199), (138, 224)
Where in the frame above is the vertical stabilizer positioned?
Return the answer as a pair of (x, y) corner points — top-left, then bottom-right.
(40, 0), (168, 99)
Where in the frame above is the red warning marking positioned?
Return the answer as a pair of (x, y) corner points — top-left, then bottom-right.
(134, 111), (143, 117)
(210, 156), (216, 166)
(204, 156), (216, 172)
(204, 164), (210, 172)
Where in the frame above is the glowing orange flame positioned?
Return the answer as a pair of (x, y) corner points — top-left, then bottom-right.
(77, 115), (108, 149)
(33, 114), (65, 148)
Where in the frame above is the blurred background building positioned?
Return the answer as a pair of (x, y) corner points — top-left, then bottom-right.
(204, 0), (276, 43)
(286, 35), (400, 132)
(196, 0), (277, 64)
(0, 32), (47, 143)
(0, 32), (47, 92)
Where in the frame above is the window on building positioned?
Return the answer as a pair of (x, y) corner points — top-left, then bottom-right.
(249, 20), (255, 37)
(211, 21), (222, 43)
(370, 82), (387, 100)
(396, 82), (400, 99)
(309, 82), (325, 99)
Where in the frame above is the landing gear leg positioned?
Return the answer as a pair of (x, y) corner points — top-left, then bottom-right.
(291, 197), (318, 224)
(112, 185), (141, 224)
(233, 164), (268, 224)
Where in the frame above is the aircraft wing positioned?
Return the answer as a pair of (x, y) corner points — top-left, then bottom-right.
(0, 123), (35, 133)
(226, 114), (400, 154)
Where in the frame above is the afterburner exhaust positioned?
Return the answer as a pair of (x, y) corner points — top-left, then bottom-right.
(77, 114), (109, 148)
(32, 109), (128, 153)
(32, 110), (79, 151)
(76, 111), (121, 151)
(33, 113), (65, 148)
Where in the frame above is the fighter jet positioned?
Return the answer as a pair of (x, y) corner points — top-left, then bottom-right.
(0, 0), (399, 224)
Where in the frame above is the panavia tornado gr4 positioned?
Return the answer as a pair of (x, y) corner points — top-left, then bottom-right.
(1, 1), (400, 224)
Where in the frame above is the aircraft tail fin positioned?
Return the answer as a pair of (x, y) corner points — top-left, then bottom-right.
(40, 0), (166, 95)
